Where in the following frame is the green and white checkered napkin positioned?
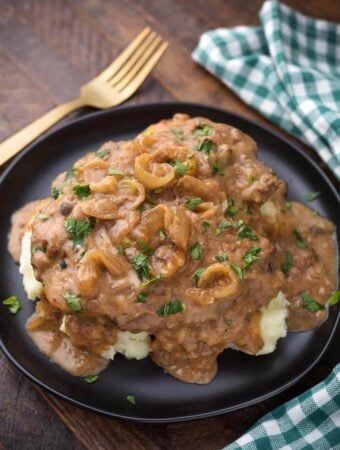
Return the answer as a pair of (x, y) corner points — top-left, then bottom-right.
(225, 365), (340, 450)
(192, 0), (340, 180)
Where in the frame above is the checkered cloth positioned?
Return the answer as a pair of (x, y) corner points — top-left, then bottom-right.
(192, 0), (340, 180)
(224, 365), (340, 450)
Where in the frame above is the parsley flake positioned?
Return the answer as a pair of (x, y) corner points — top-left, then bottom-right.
(65, 217), (96, 247)
(51, 186), (62, 199)
(73, 184), (91, 200)
(84, 375), (99, 383)
(158, 299), (184, 317)
(96, 149), (110, 159)
(195, 139), (213, 155)
(193, 124), (213, 136)
(36, 213), (49, 221)
(303, 191), (321, 202)
(212, 161), (225, 176)
(63, 292), (83, 313)
(131, 253), (151, 282)
(215, 254), (228, 262)
(225, 198), (237, 217)
(328, 291), (340, 306)
(302, 293), (325, 313)
(243, 247), (261, 269)
(202, 220), (210, 232)
(225, 319), (232, 327)
(185, 198), (202, 211)
(281, 251), (294, 277)
(190, 242), (202, 260)
(230, 262), (244, 280)
(293, 230), (309, 249)
(159, 230), (166, 241)
(31, 244), (46, 255)
(237, 225), (258, 241)
(136, 292), (147, 303)
(64, 168), (75, 182)
(108, 167), (125, 176)
(136, 239), (152, 255)
(171, 160), (189, 177)
(117, 244), (124, 256)
(2, 296), (22, 314)
(192, 268), (205, 286)
(127, 395), (136, 405)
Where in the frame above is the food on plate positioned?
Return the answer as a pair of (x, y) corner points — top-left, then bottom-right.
(7, 114), (338, 384)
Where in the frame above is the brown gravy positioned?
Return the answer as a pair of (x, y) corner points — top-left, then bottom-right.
(7, 114), (338, 383)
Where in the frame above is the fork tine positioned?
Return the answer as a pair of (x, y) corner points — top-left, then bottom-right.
(109, 31), (159, 85)
(97, 27), (152, 81)
(115, 42), (168, 100)
(114, 37), (164, 92)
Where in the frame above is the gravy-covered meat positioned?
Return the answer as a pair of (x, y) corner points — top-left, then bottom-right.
(7, 114), (338, 384)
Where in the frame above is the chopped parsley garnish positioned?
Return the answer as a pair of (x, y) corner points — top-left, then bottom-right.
(248, 175), (255, 185)
(190, 242), (202, 260)
(235, 219), (245, 229)
(84, 375), (99, 383)
(214, 220), (232, 236)
(158, 299), (184, 317)
(225, 319), (232, 327)
(36, 213), (49, 221)
(73, 184), (90, 200)
(171, 160), (189, 177)
(225, 198), (237, 217)
(293, 229), (309, 249)
(131, 253), (151, 282)
(108, 167), (125, 176)
(193, 124), (213, 136)
(192, 268), (205, 286)
(63, 292), (83, 313)
(303, 191), (321, 202)
(195, 139), (213, 155)
(31, 244), (46, 255)
(243, 247), (261, 269)
(212, 161), (224, 176)
(328, 290), (340, 306)
(237, 225), (258, 241)
(65, 217), (96, 247)
(215, 254), (228, 262)
(170, 128), (185, 140)
(285, 201), (292, 209)
(96, 149), (110, 158)
(136, 239), (152, 255)
(140, 274), (161, 289)
(2, 296), (21, 314)
(154, 188), (162, 194)
(159, 230), (166, 241)
(202, 220), (210, 232)
(136, 292), (147, 303)
(64, 168), (75, 182)
(281, 251), (294, 277)
(126, 395), (136, 405)
(230, 262), (244, 280)
(117, 244), (124, 256)
(301, 293), (325, 313)
(51, 186), (62, 199)
(185, 197), (202, 211)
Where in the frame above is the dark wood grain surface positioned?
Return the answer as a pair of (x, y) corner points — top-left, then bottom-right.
(0, 1), (339, 449)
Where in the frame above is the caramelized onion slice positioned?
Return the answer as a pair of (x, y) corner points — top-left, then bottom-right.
(134, 153), (175, 189)
(151, 245), (186, 277)
(80, 198), (118, 220)
(177, 175), (216, 201)
(90, 176), (117, 194)
(117, 178), (145, 209)
(198, 263), (239, 299)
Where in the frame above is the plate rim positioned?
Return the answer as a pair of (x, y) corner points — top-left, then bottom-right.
(0, 101), (339, 423)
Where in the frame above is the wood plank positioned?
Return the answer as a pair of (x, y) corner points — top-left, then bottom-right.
(0, 355), (84, 450)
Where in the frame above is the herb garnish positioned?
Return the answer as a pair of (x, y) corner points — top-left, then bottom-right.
(237, 225), (258, 241)
(117, 244), (124, 256)
(171, 160), (189, 177)
(159, 230), (166, 241)
(202, 220), (210, 232)
(230, 262), (244, 280)
(36, 213), (49, 221)
(64, 168), (75, 182)
(73, 184), (91, 200)
(84, 375), (99, 383)
(225, 319), (232, 327)
(195, 139), (213, 155)
(192, 268), (205, 286)
(31, 244), (46, 255)
(190, 242), (202, 260)
(63, 292), (83, 313)
(108, 167), (125, 176)
(51, 186), (62, 199)
(2, 296), (22, 314)
(235, 219), (245, 229)
(136, 292), (147, 303)
(215, 254), (228, 262)
(243, 247), (261, 269)
(65, 217), (96, 247)
(131, 253), (152, 282)
(126, 395), (136, 405)
(214, 220), (232, 236)
(136, 239), (152, 255)
(301, 293), (325, 313)
(293, 229), (309, 249)
(328, 290), (340, 306)
(248, 175), (255, 185)
(185, 198), (202, 211)
(281, 251), (294, 277)
(285, 201), (292, 209)
(193, 124), (213, 136)
(212, 161), (225, 176)
(170, 129), (185, 140)
(303, 191), (321, 202)
(96, 149), (110, 159)
(225, 198), (237, 217)
(158, 299), (184, 317)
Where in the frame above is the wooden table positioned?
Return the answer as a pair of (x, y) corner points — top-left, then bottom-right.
(0, 1), (339, 448)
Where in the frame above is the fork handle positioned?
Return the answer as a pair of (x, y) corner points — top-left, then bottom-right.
(0, 97), (85, 167)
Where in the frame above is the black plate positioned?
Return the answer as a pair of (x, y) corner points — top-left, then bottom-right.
(0, 103), (339, 423)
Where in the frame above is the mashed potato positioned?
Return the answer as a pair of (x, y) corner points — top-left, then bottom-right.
(19, 225), (43, 301)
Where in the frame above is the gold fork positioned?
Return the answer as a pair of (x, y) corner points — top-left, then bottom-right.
(0, 28), (168, 167)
